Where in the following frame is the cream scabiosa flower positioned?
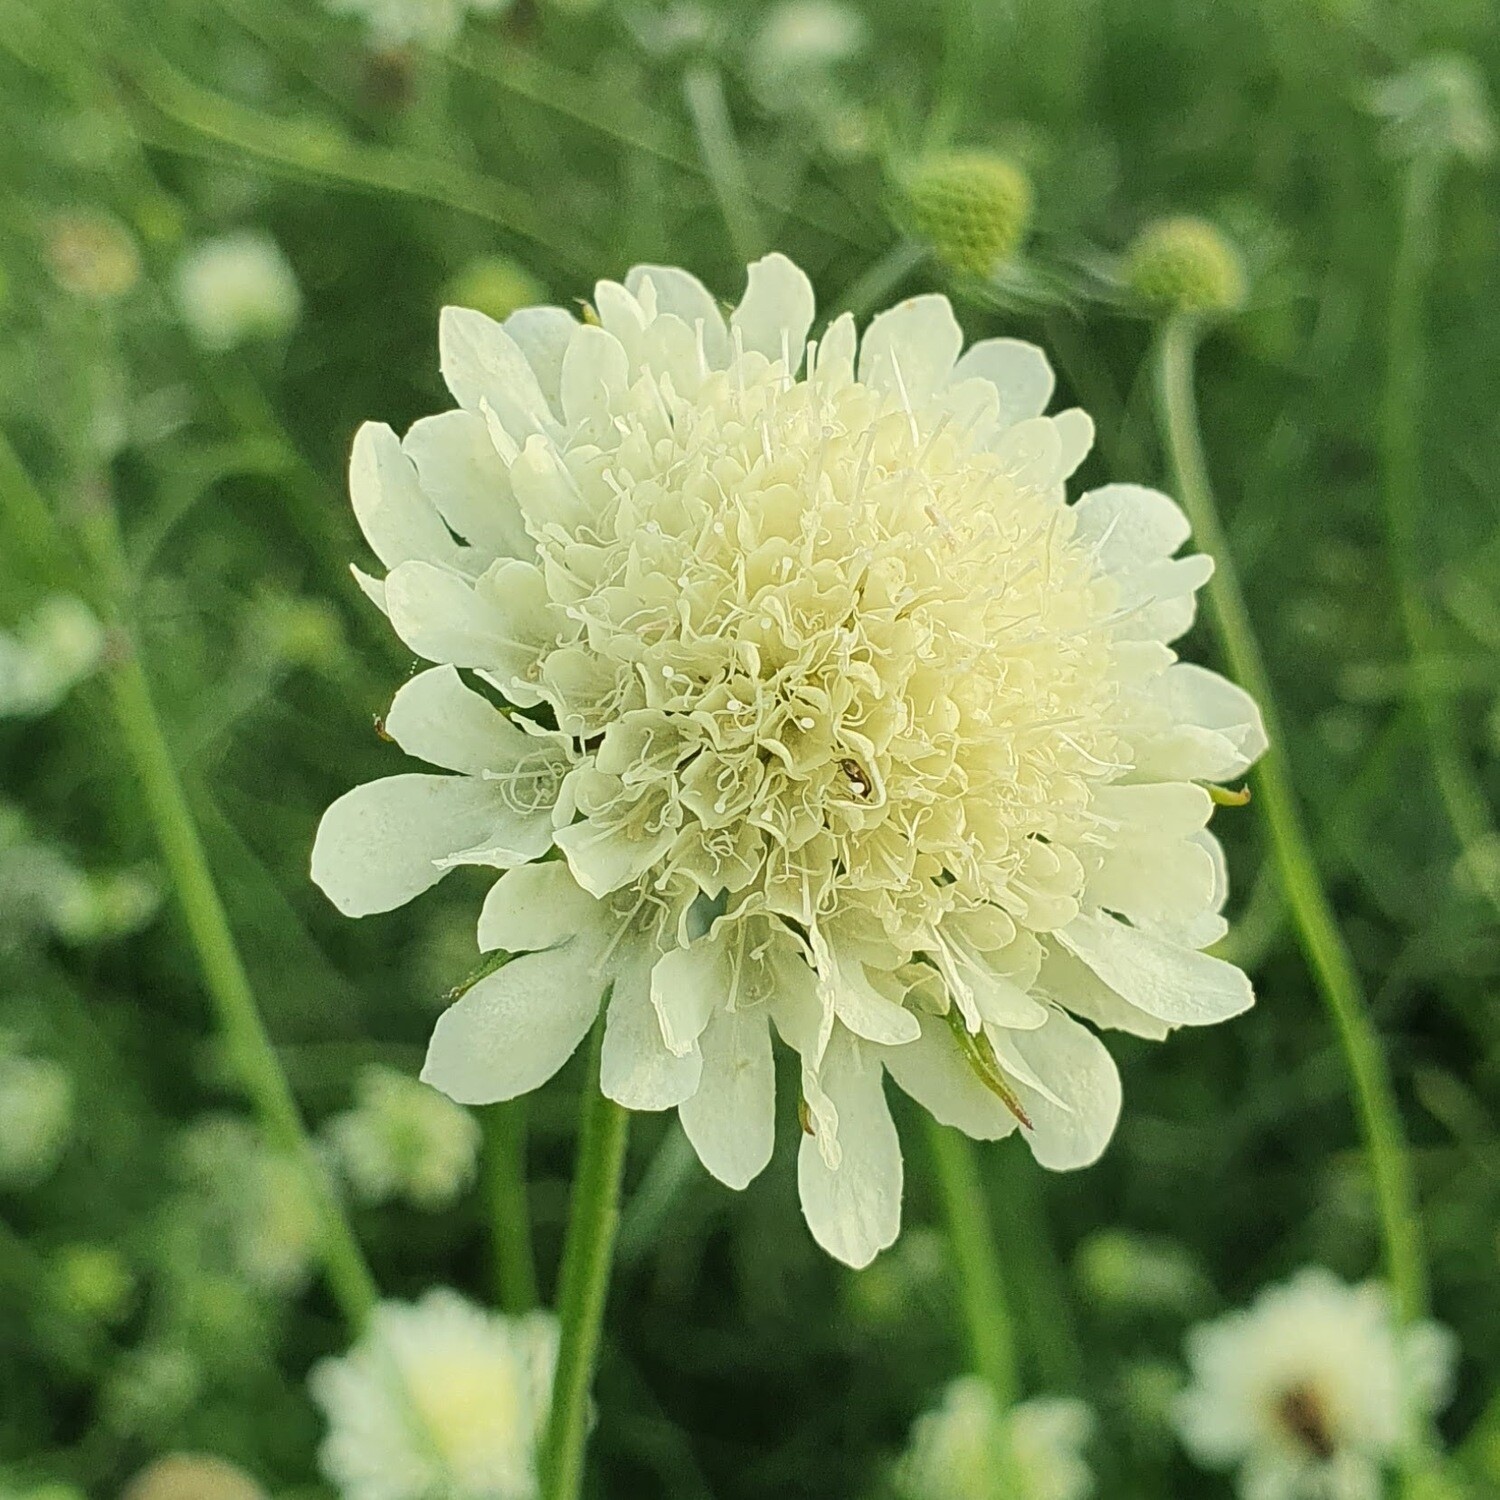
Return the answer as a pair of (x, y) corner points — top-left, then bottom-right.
(1175, 1268), (1456, 1500)
(897, 1378), (1095, 1500)
(310, 1290), (557, 1500)
(312, 254), (1265, 1267)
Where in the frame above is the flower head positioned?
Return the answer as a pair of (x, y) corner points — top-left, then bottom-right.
(896, 1378), (1095, 1500)
(903, 152), (1035, 278)
(174, 232), (302, 352)
(310, 1290), (557, 1500)
(1175, 1268), (1456, 1500)
(1124, 217), (1245, 317)
(323, 1063), (481, 1209)
(313, 254), (1265, 1266)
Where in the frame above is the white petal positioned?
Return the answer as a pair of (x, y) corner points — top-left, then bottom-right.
(857, 294), (963, 404)
(385, 559), (555, 693)
(311, 774), (511, 917)
(679, 1004), (776, 1189)
(439, 306), (553, 440)
(600, 936), (702, 1110)
(992, 416), (1063, 490)
(502, 305), (578, 413)
(477, 862), (603, 954)
(1058, 909), (1253, 1026)
(554, 814), (676, 899)
(559, 324), (630, 429)
(421, 943), (605, 1104)
(880, 1011), (1021, 1141)
(351, 565), (386, 614)
(624, 264), (730, 366)
(649, 941), (724, 1058)
(1073, 483), (1191, 571)
(797, 1029), (902, 1267)
(1053, 408), (1095, 479)
(815, 930), (920, 1046)
(403, 409), (532, 560)
(813, 311), (856, 386)
(1006, 1008), (1122, 1170)
(384, 664), (541, 776)
(1037, 945), (1171, 1041)
(951, 337), (1055, 429)
(1133, 663), (1269, 782)
(731, 253), (816, 370)
(349, 421), (467, 572)
(384, 560), (511, 667)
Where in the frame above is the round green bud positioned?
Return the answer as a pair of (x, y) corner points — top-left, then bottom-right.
(1124, 216), (1246, 316)
(902, 151), (1034, 278)
(444, 255), (545, 324)
(51, 1243), (135, 1324)
(44, 211), (141, 302)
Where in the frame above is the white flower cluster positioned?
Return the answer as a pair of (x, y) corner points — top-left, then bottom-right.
(1176, 1268), (1456, 1500)
(323, 1064), (481, 1209)
(0, 1035), (73, 1187)
(0, 596), (102, 719)
(311, 1290), (557, 1500)
(313, 254), (1265, 1266)
(173, 233), (302, 353)
(897, 1378), (1095, 1500)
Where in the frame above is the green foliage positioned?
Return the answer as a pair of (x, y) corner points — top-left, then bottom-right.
(1, 0), (1498, 1497)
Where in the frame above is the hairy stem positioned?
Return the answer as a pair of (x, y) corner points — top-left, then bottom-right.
(485, 1099), (539, 1315)
(542, 1023), (631, 1500)
(1153, 316), (1427, 1323)
(75, 487), (379, 1332)
(924, 1118), (1020, 1406)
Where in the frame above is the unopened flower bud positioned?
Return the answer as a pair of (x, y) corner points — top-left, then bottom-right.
(903, 151), (1034, 278)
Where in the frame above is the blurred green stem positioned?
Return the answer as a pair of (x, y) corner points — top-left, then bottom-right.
(1153, 316), (1427, 1325)
(927, 0), (978, 151)
(682, 64), (764, 264)
(924, 1118), (1019, 1406)
(1382, 152), (1500, 918)
(485, 1099), (539, 1315)
(72, 482), (379, 1334)
(542, 1022), (630, 1500)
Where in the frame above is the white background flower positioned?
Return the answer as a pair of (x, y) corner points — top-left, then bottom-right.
(1175, 1267), (1457, 1500)
(313, 254), (1265, 1267)
(310, 1289), (557, 1500)
(173, 233), (301, 353)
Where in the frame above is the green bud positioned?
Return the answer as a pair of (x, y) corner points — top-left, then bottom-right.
(1124, 216), (1246, 316)
(902, 151), (1034, 278)
(44, 211), (141, 302)
(51, 1243), (135, 1324)
(444, 255), (545, 323)
(120, 1454), (268, 1500)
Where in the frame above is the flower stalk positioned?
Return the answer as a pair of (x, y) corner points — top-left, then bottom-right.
(485, 1098), (539, 1315)
(1381, 151), (1500, 919)
(923, 1119), (1020, 1406)
(1152, 316), (1427, 1324)
(541, 1019), (631, 1500)
(75, 482), (379, 1333)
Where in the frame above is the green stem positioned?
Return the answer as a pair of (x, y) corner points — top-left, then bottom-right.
(1382, 153), (1500, 919)
(923, 1117), (1020, 1407)
(682, 63), (764, 264)
(927, 0), (979, 151)
(1153, 317), (1427, 1323)
(485, 1099), (539, 1315)
(542, 1023), (631, 1500)
(74, 488), (379, 1333)
(832, 241), (929, 324)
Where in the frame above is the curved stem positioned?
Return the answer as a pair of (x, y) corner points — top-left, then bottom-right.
(76, 488), (379, 1333)
(485, 1099), (539, 1315)
(923, 1117), (1020, 1406)
(542, 1023), (631, 1500)
(1382, 154), (1500, 918)
(1153, 317), (1428, 1323)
